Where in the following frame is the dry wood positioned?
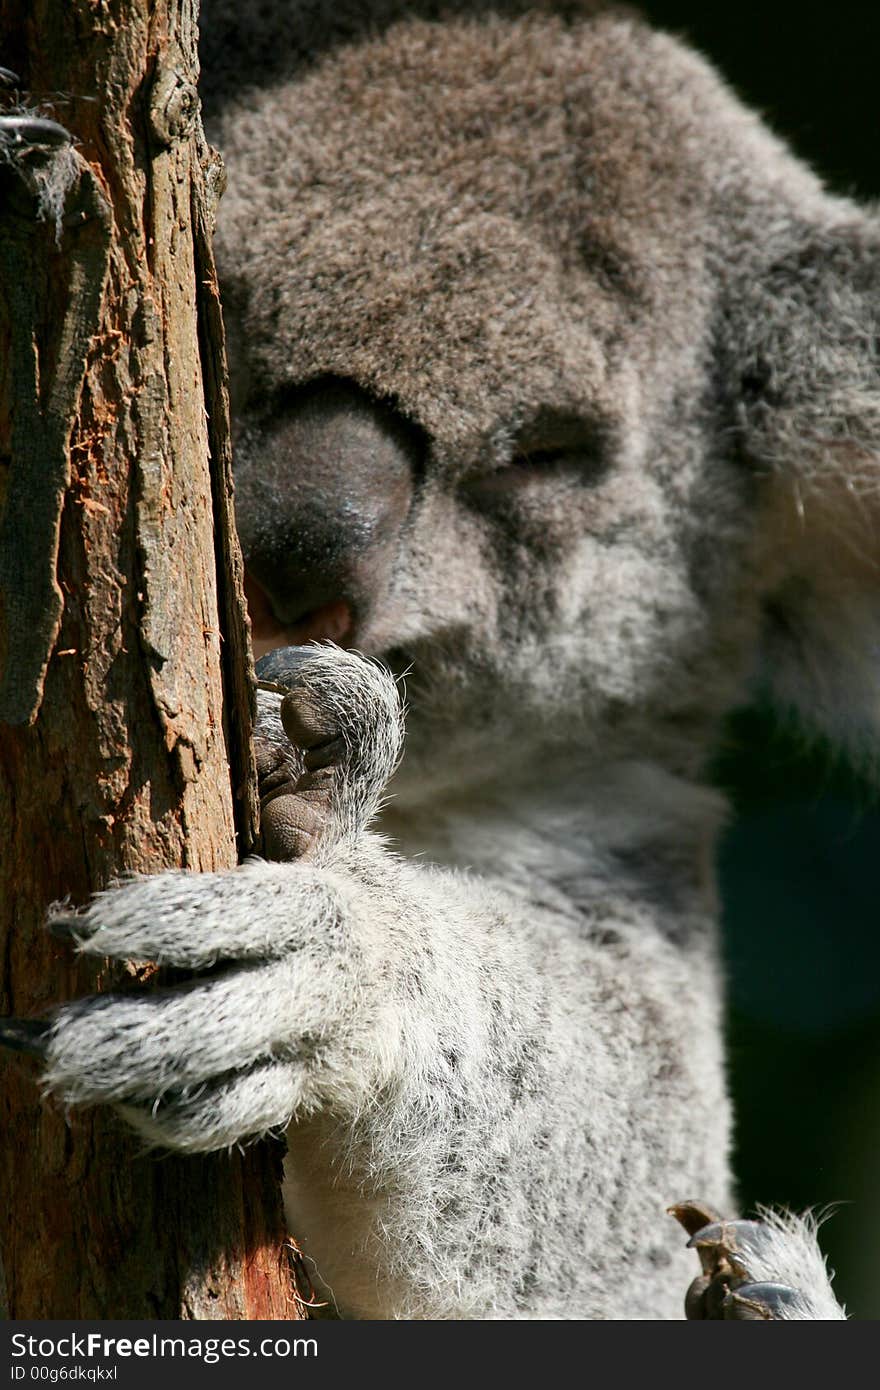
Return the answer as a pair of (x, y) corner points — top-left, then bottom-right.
(0, 0), (304, 1319)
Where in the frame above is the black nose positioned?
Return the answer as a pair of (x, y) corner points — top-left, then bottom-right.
(235, 378), (422, 646)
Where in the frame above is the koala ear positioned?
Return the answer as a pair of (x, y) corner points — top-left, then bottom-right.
(735, 218), (880, 761)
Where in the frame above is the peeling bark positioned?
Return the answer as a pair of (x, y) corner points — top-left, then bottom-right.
(0, 0), (303, 1319)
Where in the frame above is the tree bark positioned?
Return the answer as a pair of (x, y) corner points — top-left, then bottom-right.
(0, 0), (306, 1319)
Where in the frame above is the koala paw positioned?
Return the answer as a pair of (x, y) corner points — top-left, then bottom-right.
(30, 854), (391, 1151)
(255, 644), (404, 861)
(0, 649), (405, 1151)
(670, 1200), (846, 1320)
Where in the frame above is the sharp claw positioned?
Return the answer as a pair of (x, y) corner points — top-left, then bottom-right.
(47, 912), (91, 943)
(0, 66), (21, 88)
(675, 1204), (815, 1319)
(723, 1281), (802, 1320)
(686, 1218), (765, 1251)
(255, 646), (314, 690)
(687, 1218), (765, 1276)
(0, 1017), (51, 1058)
(0, 115), (73, 148)
(669, 1199), (724, 1239)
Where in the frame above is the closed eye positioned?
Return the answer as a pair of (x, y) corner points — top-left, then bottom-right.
(514, 446), (579, 469)
(462, 449), (582, 498)
(461, 414), (608, 501)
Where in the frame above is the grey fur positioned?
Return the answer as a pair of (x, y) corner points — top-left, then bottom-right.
(39, 2), (875, 1317)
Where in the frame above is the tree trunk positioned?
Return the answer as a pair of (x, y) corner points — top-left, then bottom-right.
(0, 0), (306, 1319)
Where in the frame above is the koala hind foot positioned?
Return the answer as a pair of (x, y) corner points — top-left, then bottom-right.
(671, 1200), (846, 1320)
(255, 643), (404, 861)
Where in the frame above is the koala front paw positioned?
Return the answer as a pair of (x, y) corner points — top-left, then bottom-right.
(0, 646), (404, 1154)
(33, 859), (388, 1152)
(255, 644), (403, 862)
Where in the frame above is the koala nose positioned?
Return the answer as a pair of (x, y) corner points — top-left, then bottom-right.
(235, 379), (421, 653)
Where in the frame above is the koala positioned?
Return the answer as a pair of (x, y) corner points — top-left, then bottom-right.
(6, 0), (878, 1318)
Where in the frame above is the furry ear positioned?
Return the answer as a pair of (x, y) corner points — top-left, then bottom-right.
(734, 218), (880, 761)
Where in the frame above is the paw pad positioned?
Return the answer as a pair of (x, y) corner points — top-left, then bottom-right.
(255, 644), (403, 859)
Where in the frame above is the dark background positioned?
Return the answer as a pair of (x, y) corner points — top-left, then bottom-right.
(640, 1), (880, 1319)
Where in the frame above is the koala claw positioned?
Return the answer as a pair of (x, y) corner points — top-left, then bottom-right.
(254, 644), (403, 862)
(255, 645), (322, 690)
(672, 1201), (842, 1320)
(0, 1017), (50, 1058)
(687, 1216), (768, 1269)
(681, 1216), (773, 1319)
(722, 1282), (803, 1320)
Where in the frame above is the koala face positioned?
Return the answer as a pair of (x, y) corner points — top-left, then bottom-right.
(210, 7), (880, 798)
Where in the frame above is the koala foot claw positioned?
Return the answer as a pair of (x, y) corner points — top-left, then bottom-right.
(670, 1199), (844, 1320)
(722, 1281), (803, 1320)
(682, 1213), (796, 1319)
(0, 1017), (50, 1058)
(255, 644), (403, 862)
